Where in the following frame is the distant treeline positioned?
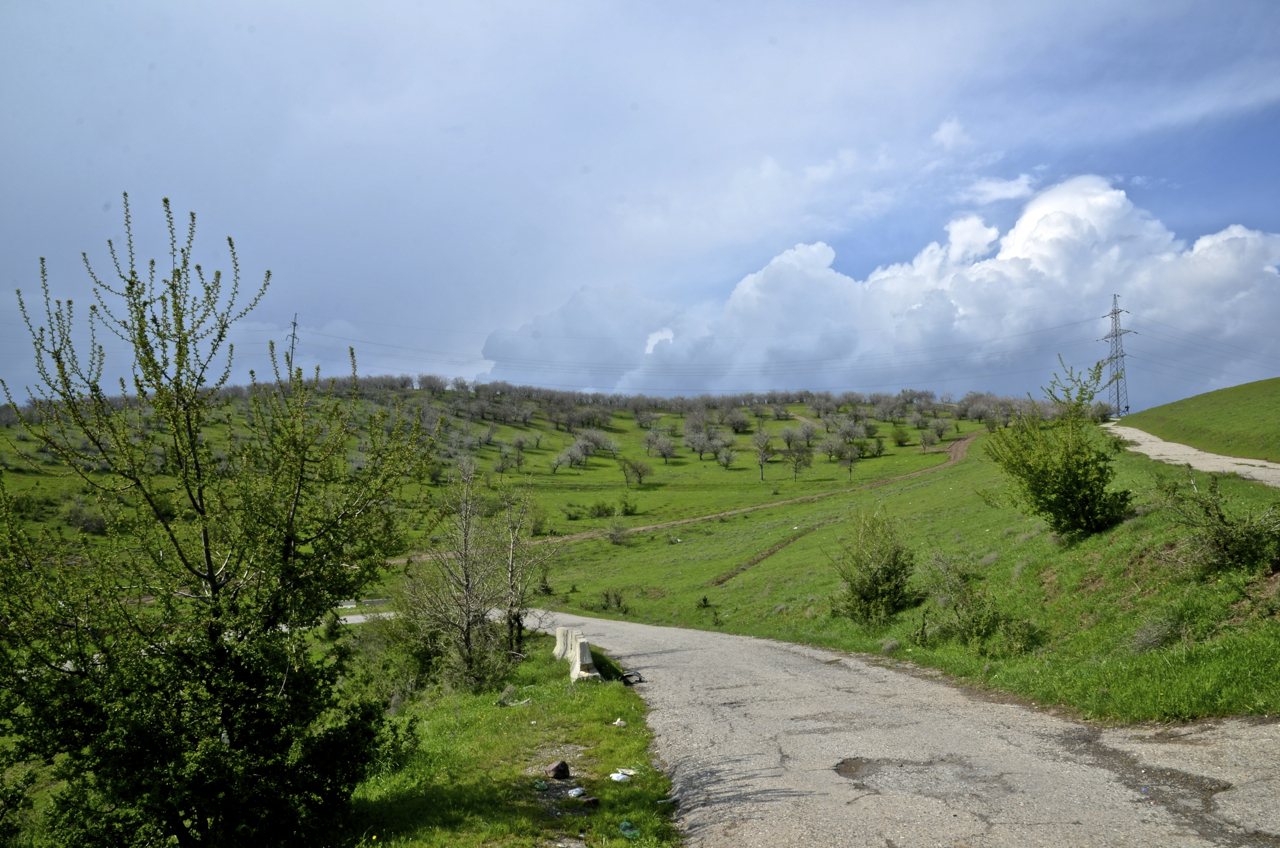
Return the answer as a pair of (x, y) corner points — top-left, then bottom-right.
(0, 373), (1101, 431)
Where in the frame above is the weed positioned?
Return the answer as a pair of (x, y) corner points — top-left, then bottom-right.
(587, 499), (615, 519)
(600, 589), (630, 614)
(605, 519), (628, 546)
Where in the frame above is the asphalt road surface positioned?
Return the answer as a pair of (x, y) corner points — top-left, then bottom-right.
(543, 611), (1280, 848)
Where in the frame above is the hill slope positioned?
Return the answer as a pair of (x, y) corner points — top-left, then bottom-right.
(1123, 376), (1280, 462)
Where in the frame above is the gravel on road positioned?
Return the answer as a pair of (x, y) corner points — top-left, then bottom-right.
(1107, 425), (1280, 489)
(544, 612), (1280, 848)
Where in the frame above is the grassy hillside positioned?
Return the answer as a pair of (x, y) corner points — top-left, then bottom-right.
(1124, 376), (1280, 462)
(543, 435), (1280, 722)
(0, 392), (972, 552)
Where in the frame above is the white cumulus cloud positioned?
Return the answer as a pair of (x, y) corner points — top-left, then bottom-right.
(480, 176), (1280, 408)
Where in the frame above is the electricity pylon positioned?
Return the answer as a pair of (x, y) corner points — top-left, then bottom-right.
(1100, 295), (1131, 416)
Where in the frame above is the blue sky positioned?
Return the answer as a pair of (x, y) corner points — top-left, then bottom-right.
(3, 1), (1279, 410)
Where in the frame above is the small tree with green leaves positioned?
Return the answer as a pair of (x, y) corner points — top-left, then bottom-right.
(0, 196), (432, 846)
(980, 357), (1131, 538)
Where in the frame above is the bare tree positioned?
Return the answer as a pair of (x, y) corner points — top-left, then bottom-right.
(752, 429), (774, 482)
(780, 426), (801, 450)
(418, 374), (448, 395)
(716, 448), (736, 470)
(798, 420), (817, 446)
(720, 407), (750, 433)
(817, 436), (845, 461)
(493, 482), (554, 656)
(619, 456), (654, 486)
(930, 418), (950, 441)
(398, 464), (506, 690)
(684, 430), (712, 460)
(781, 445), (814, 481)
(838, 445), (859, 482)
(654, 435), (677, 464)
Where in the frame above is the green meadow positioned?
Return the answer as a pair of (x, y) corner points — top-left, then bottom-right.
(542, 435), (1280, 723)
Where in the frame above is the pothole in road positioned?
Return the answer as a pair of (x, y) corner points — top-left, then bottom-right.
(833, 755), (1015, 801)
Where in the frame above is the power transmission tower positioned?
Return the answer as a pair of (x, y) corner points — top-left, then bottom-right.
(286, 312), (299, 368)
(1100, 295), (1131, 416)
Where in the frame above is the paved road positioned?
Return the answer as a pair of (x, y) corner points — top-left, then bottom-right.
(1107, 425), (1280, 489)
(544, 612), (1280, 847)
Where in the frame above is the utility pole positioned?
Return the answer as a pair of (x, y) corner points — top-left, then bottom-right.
(1100, 295), (1131, 416)
(286, 313), (298, 368)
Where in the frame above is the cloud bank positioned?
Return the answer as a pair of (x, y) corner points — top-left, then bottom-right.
(480, 176), (1280, 408)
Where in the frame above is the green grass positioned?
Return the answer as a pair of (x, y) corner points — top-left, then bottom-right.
(348, 633), (678, 848)
(1123, 376), (1280, 462)
(544, 434), (1280, 722)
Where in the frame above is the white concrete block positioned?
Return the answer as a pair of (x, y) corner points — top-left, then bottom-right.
(570, 636), (601, 681)
(553, 626), (569, 659)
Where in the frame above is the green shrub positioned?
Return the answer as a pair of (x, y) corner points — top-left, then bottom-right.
(981, 359), (1131, 537)
(916, 552), (1039, 657)
(587, 499), (615, 519)
(1149, 467), (1280, 577)
(829, 510), (917, 625)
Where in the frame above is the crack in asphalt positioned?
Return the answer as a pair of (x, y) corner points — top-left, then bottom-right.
(539, 612), (1280, 847)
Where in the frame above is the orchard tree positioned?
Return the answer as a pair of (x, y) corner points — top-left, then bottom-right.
(752, 429), (775, 482)
(782, 444), (814, 481)
(0, 196), (433, 846)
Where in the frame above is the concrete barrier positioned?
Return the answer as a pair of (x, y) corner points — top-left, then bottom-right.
(553, 626), (570, 660)
(569, 635), (602, 681)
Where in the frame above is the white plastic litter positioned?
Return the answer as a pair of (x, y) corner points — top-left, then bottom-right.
(567, 787), (586, 798)
(612, 718), (628, 727)
(616, 768), (636, 776)
(610, 772), (630, 782)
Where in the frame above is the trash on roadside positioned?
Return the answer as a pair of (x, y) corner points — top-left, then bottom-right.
(534, 779), (548, 791)
(616, 768), (636, 776)
(545, 760), (571, 779)
(567, 787), (586, 798)
(620, 671), (645, 686)
(609, 772), (630, 782)
(580, 796), (599, 807)
(619, 820), (640, 840)
(612, 718), (628, 728)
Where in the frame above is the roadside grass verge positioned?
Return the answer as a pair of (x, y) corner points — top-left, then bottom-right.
(348, 632), (678, 848)
(1122, 376), (1280, 462)
(545, 436), (1280, 722)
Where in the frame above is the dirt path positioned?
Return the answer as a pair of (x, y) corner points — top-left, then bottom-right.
(543, 611), (1280, 847)
(1107, 424), (1280, 489)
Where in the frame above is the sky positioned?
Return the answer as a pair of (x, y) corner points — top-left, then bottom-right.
(3, 1), (1280, 411)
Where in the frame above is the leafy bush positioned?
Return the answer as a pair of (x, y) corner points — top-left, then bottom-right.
(916, 552), (1039, 657)
(829, 510), (918, 625)
(1150, 467), (1280, 577)
(587, 499), (615, 518)
(981, 359), (1131, 537)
